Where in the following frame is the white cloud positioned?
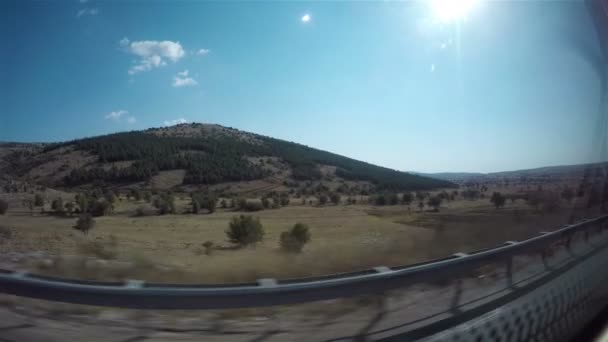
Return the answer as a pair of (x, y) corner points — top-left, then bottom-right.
(196, 48), (210, 56)
(105, 110), (136, 124)
(76, 8), (99, 18)
(163, 118), (189, 126)
(120, 37), (186, 74)
(105, 110), (128, 120)
(172, 70), (198, 87)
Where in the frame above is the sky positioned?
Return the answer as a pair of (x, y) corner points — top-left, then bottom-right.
(0, 0), (605, 173)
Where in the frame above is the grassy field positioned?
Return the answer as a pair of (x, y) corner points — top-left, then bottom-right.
(0, 191), (594, 283)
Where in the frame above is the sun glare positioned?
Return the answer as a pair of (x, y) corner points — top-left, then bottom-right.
(430, 0), (478, 22)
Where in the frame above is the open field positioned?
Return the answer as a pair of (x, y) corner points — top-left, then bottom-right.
(0, 190), (594, 284)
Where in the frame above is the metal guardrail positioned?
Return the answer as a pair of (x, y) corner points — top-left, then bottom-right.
(1, 215), (607, 310)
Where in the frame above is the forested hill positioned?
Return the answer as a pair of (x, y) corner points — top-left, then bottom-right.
(4, 123), (455, 191)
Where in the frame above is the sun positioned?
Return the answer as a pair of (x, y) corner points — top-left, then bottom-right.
(430, 0), (478, 22)
(301, 14), (311, 23)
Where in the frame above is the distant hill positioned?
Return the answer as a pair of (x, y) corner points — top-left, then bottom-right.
(410, 172), (486, 182)
(413, 162), (608, 184)
(0, 123), (455, 193)
(488, 162), (608, 178)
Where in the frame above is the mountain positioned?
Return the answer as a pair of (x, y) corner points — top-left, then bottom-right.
(410, 172), (486, 182)
(413, 162), (608, 184)
(0, 123), (454, 193)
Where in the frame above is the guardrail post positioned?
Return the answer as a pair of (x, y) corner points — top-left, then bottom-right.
(504, 241), (518, 288)
(449, 253), (467, 314)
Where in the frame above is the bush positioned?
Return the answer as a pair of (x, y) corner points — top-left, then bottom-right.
(64, 202), (75, 216)
(135, 206), (145, 217)
(280, 195), (290, 206)
(90, 199), (112, 217)
(319, 194), (328, 205)
(0, 199), (7, 215)
(402, 192), (413, 205)
(0, 225), (12, 240)
(280, 223), (311, 253)
(226, 215), (265, 246)
(77, 240), (117, 259)
(154, 193), (176, 215)
(490, 192), (506, 209)
(330, 193), (340, 205)
(192, 199), (200, 214)
(261, 197), (271, 209)
(561, 187), (575, 203)
(244, 201), (264, 212)
(427, 196), (442, 211)
(202, 240), (214, 255)
(34, 194), (44, 206)
(51, 197), (64, 215)
(74, 213), (95, 235)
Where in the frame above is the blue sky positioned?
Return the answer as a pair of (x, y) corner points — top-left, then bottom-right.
(0, 1), (604, 173)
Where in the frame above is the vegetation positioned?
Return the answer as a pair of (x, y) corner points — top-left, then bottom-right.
(402, 192), (413, 206)
(0, 199), (7, 215)
(154, 193), (176, 215)
(34, 193), (44, 207)
(135, 206), (145, 217)
(51, 127), (452, 190)
(561, 187), (575, 203)
(74, 213), (95, 235)
(226, 215), (265, 246)
(490, 192), (506, 209)
(202, 240), (214, 255)
(319, 194), (328, 205)
(330, 193), (340, 205)
(51, 197), (64, 215)
(427, 196), (442, 212)
(280, 223), (311, 253)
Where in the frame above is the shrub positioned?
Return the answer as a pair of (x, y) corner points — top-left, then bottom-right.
(241, 200), (263, 212)
(262, 197), (271, 209)
(561, 187), (575, 203)
(64, 202), (75, 216)
(402, 192), (413, 205)
(280, 223), (311, 253)
(192, 199), (200, 214)
(78, 240), (117, 259)
(34, 194), (44, 206)
(374, 195), (387, 206)
(135, 206), (145, 217)
(0, 226), (12, 240)
(202, 240), (214, 255)
(90, 199), (112, 217)
(280, 195), (290, 206)
(51, 198), (64, 215)
(0, 199), (7, 215)
(388, 193), (400, 205)
(154, 193), (176, 215)
(236, 198), (248, 210)
(74, 213), (95, 235)
(490, 192), (506, 209)
(205, 198), (217, 213)
(427, 196), (442, 211)
(226, 215), (264, 246)
(330, 193), (340, 205)
(319, 194), (328, 205)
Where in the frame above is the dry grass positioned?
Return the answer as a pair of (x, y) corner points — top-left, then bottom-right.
(0, 190), (590, 283)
